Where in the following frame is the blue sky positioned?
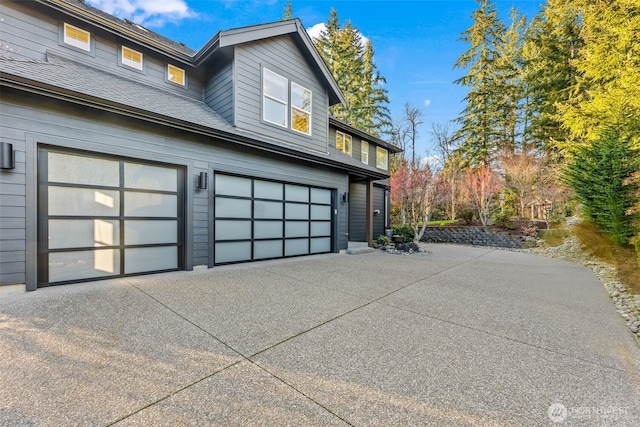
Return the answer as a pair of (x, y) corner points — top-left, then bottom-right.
(87, 0), (542, 155)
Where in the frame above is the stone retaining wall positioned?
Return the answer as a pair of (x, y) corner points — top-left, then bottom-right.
(420, 227), (524, 249)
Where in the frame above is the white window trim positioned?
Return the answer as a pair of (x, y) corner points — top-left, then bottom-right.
(167, 64), (185, 86)
(63, 23), (91, 52)
(121, 46), (143, 70)
(336, 131), (352, 156)
(263, 68), (288, 128)
(290, 82), (312, 136)
(376, 147), (388, 170)
(361, 141), (369, 164)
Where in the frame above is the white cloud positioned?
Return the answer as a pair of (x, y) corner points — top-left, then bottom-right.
(423, 99), (432, 108)
(305, 22), (370, 47)
(86, 0), (196, 27)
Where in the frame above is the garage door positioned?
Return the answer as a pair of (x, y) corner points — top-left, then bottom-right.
(38, 148), (184, 286)
(214, 173), (333, 264)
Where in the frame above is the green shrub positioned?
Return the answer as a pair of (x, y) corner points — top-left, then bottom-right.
(374, 234), (390, 248)
(392, 225), (414, 243)
(492, 212), (515, 229)
(459, 209), (475, 225)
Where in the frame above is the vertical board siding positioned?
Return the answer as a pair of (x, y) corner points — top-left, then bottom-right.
(0, 92), (349, 285)
(348, 182), (367, 242)
(234, 37), (328, 153)
(373, 186), (386, 239)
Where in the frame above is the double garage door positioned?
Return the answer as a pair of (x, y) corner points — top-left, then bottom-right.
(214, 173), (333, 264)
(38, 148), (183, 286)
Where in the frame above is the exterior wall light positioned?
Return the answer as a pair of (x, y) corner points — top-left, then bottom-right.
(0, 142), (15, 170)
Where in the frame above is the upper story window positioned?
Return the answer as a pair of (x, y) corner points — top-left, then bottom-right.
(336, 131), (352, 156)
(63, 23), (90, 51)
(263, 68), (313, 135)
(167, 64), (185, 86)
(376, 147), (388, 170)
(122, 46), (143, 70)
(263, 68), (288, 127)
(361, 141), (369, 164)
(291, 83), (312, 135)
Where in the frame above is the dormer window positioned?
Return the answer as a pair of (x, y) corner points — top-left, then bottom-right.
(263, 68), (312, 135)
(63, 23), (90, 51)
(376, 147), (388, 170)
(291, 83), (312, 135)
(263, 68), (288, 127)
(167, 64), (185, 86)
(122, 46), (143, 70)
(336, 131), (352, 156)
(361, 141), (369, 164)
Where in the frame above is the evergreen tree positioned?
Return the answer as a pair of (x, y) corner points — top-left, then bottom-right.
(558, 0), (640, 146)
(523, 0), (582, 153)
(313, 9), (390, 136)
(453, 0), (506, 167)
(565, 128), (640, 245)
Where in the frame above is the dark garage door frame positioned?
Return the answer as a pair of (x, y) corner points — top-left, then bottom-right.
(37, 146), (185, 287)
(212, 172), (335, 265)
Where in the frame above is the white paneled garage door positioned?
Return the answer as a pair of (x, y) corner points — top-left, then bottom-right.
(214, 173), (333, 264)
(38, 148), (184, 286)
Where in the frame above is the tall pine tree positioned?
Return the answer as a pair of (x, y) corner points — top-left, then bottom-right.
(453, 0), (506, 167)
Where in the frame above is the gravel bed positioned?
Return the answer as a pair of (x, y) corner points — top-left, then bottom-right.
(523, 218), (640, 342)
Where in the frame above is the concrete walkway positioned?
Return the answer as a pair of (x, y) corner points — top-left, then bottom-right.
(1, 245), (639, 426)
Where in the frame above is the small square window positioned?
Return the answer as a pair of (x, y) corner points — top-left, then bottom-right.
(361, 141), (369, 164)
(336, 131), (352, 156)
(376, 147), (388, 170)
(167, 64), (185, 86)
(64, 23), (90, 51)
(122, 46), (143, 70)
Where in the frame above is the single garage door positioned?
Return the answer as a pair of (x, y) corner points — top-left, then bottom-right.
(38, 148), (184, 286)
(214, 173), (333, 264)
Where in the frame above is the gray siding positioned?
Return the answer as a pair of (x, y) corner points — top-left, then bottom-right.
(234, 37), (329, 153)
(204, 59), (234, 124)
(0, 2), (202, 99)
(373, 186), (386, 239)
(329, 126), (378, 169)
(349, 182), (366, 242)
(0, 91), (349, 288)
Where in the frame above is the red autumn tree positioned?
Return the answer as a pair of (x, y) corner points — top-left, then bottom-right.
(464, 166), (502, 226)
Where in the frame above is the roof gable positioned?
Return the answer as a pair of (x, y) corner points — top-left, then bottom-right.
(194, 19), (346, 107)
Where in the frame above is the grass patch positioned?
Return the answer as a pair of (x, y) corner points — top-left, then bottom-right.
(575, 221), (640, 294)
(428, 219), (458, 226)
(541, 235), (565, 247)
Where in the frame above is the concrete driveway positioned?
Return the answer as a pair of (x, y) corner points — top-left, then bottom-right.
(1, 244), (639, 426)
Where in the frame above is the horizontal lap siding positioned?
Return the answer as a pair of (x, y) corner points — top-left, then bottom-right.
(0, 92), (349, 285)
(349, 182), (366, 242)
(205, 61), (234, 124)
(234, 37), (328, 153)
(373, 186), (386, 239)
(1, 2), (202, 100)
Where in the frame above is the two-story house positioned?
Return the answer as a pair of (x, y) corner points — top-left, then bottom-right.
(0, 0), (401, 293)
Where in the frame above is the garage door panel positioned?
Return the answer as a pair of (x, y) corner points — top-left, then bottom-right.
(124, 163), (177, 191)
(310, 221), (330, 237)
(285, 221), (308, 238)
(124, 247), (177, 274)
(215, 174), (252, 197)
(311, 237), (331, 253)
(124, 220), (177, 245)
(285, 238), (308, 256)
(285, 203), (308, 220)
(254, 200), (283, 219)
(124, 192), (177, 217)
(254, 240), (283, 259)
(49, 219), (120, 249)
(285, 184), (309, 202)
(48, 187), (120, 216)
(215, 220), (251, 240)
(254, 180), (283, 200)
(215, 242), (252, 263)
(48, 152), (119, 186)
(254, 221), (283, 239)
(49, 249), (121, 282)
(311, 188), (331, 204)
(216, 198), (251, 218)
(311, 204), (331, 220)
